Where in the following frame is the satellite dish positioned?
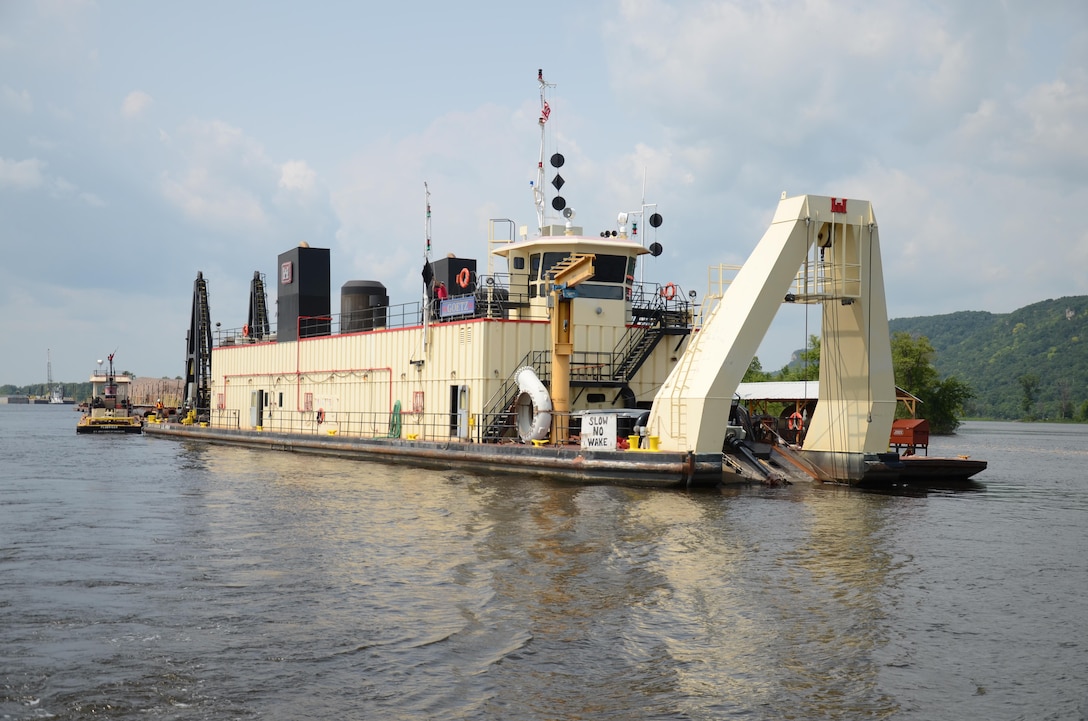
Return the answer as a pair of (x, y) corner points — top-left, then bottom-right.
(617, 212), (628, 225)
(649, 242), (663, 257)
(563, 207), (575, 219)
(649, 213), (663, 228)
(552, 196), (566, 211)
(550, 153), (565, 168)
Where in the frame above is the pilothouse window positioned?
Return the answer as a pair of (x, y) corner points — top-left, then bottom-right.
(540, 253), (629, 283)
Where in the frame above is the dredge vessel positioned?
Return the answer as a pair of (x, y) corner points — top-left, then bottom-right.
(146, 71), (985, 487)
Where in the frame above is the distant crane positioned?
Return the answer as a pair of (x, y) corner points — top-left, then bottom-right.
(183, 272), (213, 418)
(47, 349), (64, 403)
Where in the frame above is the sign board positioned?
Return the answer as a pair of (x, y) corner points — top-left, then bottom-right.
(440, 296), (475, 318)
(580, 413), (617, 450)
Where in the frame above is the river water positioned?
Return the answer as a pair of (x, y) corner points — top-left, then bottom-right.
(2, 406), (1085, 720)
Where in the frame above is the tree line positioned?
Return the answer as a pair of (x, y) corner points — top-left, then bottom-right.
(744, 331), (973, 434)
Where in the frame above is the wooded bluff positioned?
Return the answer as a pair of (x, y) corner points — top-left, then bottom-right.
(889, 295), (1088, 420)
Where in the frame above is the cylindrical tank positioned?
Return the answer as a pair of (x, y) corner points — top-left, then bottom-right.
(341, 280), (389, 332)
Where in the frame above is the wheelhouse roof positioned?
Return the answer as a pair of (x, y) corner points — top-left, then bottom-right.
(491, 234), (649, 259)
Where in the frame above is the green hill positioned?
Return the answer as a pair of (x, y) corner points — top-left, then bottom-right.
(890, 296), (1088, 419)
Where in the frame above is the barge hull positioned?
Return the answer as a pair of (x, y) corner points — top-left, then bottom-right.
(145, 424), (723, 489)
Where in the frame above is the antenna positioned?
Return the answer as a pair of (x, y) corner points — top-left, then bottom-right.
(421, 182), (432, 356)
(424, 181), (432, 260)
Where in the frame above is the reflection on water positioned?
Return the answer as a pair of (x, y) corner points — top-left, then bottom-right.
(1, 408), (1086, 720)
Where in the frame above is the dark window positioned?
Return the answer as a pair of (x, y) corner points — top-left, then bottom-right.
(575, 283), (624, 300)
(591, 255), (629, 283)
(540, 253), (629, 283)
(587, 393), (606, 403)
(529, 254), (541, 281)
(513, 256), (525, 270)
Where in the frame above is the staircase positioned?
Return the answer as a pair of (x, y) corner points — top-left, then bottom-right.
(480, 351), (550, 442)
(611, 294), (691, 382)
(477, 286), (695, 442)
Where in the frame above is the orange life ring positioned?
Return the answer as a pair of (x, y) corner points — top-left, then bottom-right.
(660, 283), (677, 301)
(316, 408), (325, 424)
(456, 267), (471, 289)
(242, 324), (250, 337)
(788, 412), (804, 431)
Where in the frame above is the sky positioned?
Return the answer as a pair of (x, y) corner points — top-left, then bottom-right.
(2, 0), (1087, 386)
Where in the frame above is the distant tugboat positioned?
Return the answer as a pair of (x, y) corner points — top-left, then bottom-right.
(76, 354), (143, 434)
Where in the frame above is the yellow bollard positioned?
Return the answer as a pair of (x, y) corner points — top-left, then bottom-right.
(648, 436), (660, 451)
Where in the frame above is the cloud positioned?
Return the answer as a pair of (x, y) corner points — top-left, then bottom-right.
(121, 90), (153, 119)
(0, 155), (105, 208)
(160, 166), (269, 232)
(152, 118), (339, 277)
(0, 157), (46, 189)
(2, 85), (33, 113)
(158, 120), (276, 232)
(279, 160), (317, 193)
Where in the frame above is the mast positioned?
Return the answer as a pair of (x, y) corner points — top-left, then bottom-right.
(421, 182), (432, 354)
(533, 69), (555, 233)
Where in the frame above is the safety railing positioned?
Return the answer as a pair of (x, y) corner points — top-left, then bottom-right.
(200, 405), (598, 446)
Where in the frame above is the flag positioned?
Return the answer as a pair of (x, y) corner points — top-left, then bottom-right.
(540, 101), (551, 123)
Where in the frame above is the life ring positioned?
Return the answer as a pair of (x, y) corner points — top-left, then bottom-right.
(316, 408), (325, 424)
(660, 283), (677, 301)
(242, 324), (250, 338)
(788, 412), (804, 431)
(456, 267), (471, 289)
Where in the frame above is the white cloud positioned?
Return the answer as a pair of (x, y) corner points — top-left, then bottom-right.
(279, 160), (317, 193)
(2, 85), (33, 113)
(160, 166), (269, 232)
(0, 157), (45, 189)
(1018, 74), (1088, 174)
(0, 156), (105, 206)
(121, 90), (153, 119)
(157, 120), (276, 232)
